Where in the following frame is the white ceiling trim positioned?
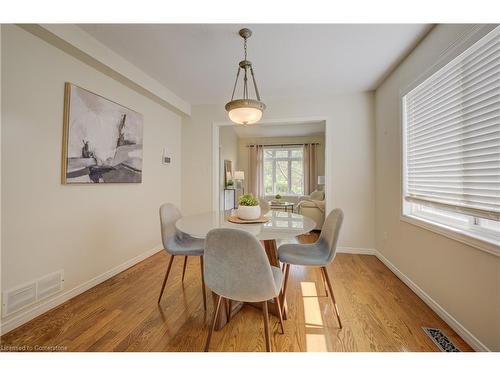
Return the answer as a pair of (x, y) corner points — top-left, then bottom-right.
(35, 24), (191, 116)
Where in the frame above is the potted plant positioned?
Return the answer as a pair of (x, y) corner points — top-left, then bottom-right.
(237, 194), (261, 220)
(274, 194), (282, 203)
(226, 180), (234, 188)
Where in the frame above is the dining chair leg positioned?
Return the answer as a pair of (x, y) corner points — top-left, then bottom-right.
(281, 264), (291, 316)
(200, 256), (207, 311)
(320, 268), (328, 297)
(262, 301), (272, 352)
(182, 256), (188, 282)
(157, 254), (175, 304)
(274, 297), (285, 334)
(321, 266), (342, 329)
(205, 295), (223, 352)
(225, 299), (232, 322)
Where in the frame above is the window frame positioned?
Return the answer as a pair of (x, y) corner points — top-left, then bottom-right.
(399, 25), (500, 257)
(404, 202), (499, 251)
(263, 146), (304, 196)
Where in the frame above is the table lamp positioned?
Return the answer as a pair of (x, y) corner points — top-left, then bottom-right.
(318, 175), (325, 190)
(234, 171), (245, 194)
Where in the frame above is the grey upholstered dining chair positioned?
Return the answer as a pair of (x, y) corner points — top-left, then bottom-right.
(203, 228), (285, 352)
(278, 208), (344, 328)
(157, 203), (207, 310)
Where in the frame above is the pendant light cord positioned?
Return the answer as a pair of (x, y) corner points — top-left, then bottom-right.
(243, 36), (248, 100)
(229, 30), (262, 103)
(244, 36), (247, 60)
(250, 66), (261, 101)
(230, 67), (240, 101)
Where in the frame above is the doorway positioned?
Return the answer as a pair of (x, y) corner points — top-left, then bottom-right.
(216, 120), (327, 227)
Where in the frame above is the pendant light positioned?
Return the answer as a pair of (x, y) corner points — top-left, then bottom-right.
(225, 28), (266, 125)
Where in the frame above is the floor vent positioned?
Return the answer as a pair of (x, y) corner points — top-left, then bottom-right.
(3, 282), (37, 316)
(422, 327), (461, 352)
(2, 270), (64, 317)
(37, 270), (64, 300)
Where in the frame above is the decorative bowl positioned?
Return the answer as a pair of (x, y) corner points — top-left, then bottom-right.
(237, 205), (261, 220)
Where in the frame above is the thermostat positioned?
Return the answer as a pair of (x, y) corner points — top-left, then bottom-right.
(162, 149), (172, 165)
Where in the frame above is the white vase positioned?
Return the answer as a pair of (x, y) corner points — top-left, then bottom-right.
(237, 205), (261, 220)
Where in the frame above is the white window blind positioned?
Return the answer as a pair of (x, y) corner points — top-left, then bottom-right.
(403, 27), (500, 221)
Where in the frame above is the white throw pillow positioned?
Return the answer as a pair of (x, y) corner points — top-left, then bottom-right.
(309, 190), (325, 201)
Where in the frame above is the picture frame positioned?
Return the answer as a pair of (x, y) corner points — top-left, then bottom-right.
(62, 83), (144, 184)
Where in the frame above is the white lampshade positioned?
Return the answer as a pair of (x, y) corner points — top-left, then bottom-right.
(318, 175), (325, 185)
(228, 107), (263, 125)
(234, 170), (245, 180)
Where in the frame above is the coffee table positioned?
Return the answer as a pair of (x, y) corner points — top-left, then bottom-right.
(269, 201), (294, 213)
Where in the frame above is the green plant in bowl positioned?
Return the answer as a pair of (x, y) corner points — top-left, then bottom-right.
(237, 194), (261, 220)
(238, 194), (259, 206)
(275, 194), (282, 200)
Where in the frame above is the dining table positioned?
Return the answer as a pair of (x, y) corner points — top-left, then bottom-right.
(176, 209), (316, 330)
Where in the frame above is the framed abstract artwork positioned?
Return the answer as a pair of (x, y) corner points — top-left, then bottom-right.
(62, 83), (144, 184)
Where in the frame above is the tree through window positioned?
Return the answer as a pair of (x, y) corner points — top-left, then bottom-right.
(263, 146), (304, 195)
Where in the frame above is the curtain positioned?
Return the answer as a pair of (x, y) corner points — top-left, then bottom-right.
(248, 145), (263, 197)
(303, 143), (318, 195)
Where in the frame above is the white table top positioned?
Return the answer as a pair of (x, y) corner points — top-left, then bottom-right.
(176, 210), (316, 241)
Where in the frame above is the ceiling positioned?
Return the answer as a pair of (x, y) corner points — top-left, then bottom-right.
(232, 121), (325, 138)
(78, 24), (432, 105)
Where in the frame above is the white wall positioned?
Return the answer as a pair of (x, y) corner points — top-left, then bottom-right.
(182, 93), (375, 250)
(1, 25), (182, 330)
(219, 125), (239, 176)
(375, 24), (499, 351)
(0, 25), (3, 314)
(219, 125), (239, 208)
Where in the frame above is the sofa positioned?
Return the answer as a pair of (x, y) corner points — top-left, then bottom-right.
(296, 190), (325, 230)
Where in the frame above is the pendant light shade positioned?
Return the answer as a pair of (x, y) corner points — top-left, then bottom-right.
(225, 99), (265, 125)
(225, 28), (266, 125)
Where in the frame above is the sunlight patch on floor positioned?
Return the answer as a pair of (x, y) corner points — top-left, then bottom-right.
(301, 281), (328, 351)
(301, 281), (324, 328)
(300, 281), (320, 298)
(306, 333), (328, 352)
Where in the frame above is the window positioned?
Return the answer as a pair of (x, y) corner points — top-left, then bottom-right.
(402, 27), (500, 251)
(263, 146), (304, 195)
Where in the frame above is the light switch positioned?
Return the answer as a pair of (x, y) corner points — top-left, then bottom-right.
(162, 148), (172, 165)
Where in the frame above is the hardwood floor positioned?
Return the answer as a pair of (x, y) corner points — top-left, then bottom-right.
(0, 232), (472, 352)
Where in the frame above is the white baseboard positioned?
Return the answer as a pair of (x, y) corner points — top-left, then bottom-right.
(337, 246), (376, 255)
(374, 249), (490, 352)
(0, 245), (163, 336)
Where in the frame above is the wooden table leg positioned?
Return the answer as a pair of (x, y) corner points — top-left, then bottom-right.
(213, 293), (244, 331)
(263, 239), (279, 267)
(263, 239), (288, 320)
